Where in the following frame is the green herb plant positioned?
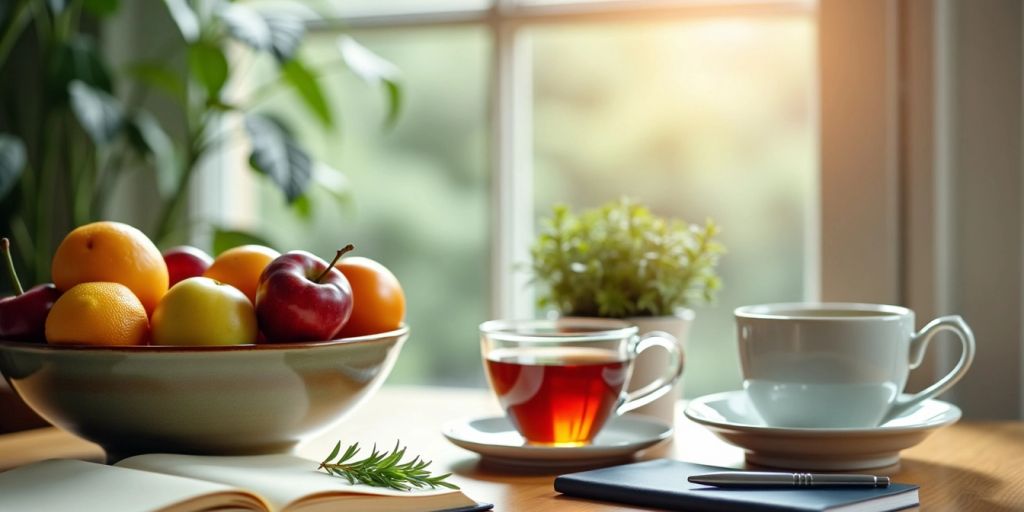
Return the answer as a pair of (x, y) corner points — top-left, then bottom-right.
(530, 198), (725, 318)
(318, 441), (458, 491)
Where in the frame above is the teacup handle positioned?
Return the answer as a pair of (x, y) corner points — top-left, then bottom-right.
(886, 315), (976, 420)
(617, 331), (685, 415)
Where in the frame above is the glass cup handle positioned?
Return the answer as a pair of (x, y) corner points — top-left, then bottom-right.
(885, 315), (976, 421)
(617, 331), (685, 415)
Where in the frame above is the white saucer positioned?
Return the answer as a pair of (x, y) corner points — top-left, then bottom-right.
(684, 391), (961, 471)
(442, 416), (672, 468)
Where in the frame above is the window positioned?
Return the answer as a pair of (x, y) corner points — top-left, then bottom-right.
(530, 18), (814, 398)
(231, 0), (817, 394)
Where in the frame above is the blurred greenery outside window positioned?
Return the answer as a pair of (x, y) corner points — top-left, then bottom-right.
(230, 2), (815, 395)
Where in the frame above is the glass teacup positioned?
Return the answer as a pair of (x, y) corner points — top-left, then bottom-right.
(480, 318), (683, 446)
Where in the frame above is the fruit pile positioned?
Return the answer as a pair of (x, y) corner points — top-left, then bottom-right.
(0, 222), (405, 346)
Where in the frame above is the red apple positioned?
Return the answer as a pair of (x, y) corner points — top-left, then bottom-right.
(0, 238), (61, 342)
(254, 246), (355, 342)
(163, 245), (214, 288)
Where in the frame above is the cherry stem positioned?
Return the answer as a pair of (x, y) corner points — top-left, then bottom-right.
(314, 244), (355, 284)
(1, 238), (25, 296)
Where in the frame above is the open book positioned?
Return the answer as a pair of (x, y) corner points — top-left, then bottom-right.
(0, 453), (489, 512)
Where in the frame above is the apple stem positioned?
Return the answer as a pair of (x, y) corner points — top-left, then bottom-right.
(1, 238), (25, 296)
(315, 244), (355, 283)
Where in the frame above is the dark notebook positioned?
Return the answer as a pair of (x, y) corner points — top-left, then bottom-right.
(554, 460), (919, 512)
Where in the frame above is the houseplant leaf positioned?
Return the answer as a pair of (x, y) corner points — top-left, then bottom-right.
(188, 41), (229, 101)
(68, 80), (125, 145)
(218, 3), (271, 52)
(164, 0), (200, 43)
(128, 111), (180, 199)
(380, 79), (402, 129)
(245, 113), (311, 203)
(281, 58), (332, 127)
(217, 4), (304, 63)
(264, 12), (305, 62)
(337, 36), (401, 128)
(124, 61), (186, 104)
(83, 0), (120, 16)
(0, 134), (26, 201)
(48, 36), (113, 103)
(291, 194), (312, 220)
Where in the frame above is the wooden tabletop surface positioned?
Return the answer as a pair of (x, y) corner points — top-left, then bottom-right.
(1, 386), (1022, 511)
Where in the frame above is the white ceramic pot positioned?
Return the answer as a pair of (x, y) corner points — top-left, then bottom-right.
(623, 309), (694, 427)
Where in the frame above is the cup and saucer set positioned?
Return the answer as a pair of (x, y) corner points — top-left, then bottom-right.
(444, 303), (976, 472)
(445, 318), (679, 468)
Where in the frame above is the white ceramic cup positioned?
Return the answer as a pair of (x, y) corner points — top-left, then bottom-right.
(735, 303), (976, 428)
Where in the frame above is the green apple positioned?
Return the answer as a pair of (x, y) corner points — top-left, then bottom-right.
(152, 277), (257, 346)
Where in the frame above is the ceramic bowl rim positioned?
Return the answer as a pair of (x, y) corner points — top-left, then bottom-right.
(0, 325), (408, 353)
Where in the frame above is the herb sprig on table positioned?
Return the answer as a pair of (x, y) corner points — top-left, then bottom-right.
(317, 441), (459, 491)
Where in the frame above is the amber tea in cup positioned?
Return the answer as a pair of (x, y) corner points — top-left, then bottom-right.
(480, 319), (683, 446)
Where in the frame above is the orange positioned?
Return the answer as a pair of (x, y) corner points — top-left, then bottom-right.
(45, 282), (149, 345)
(336, 256), (405, 337)
(203, 245), (280, 304)
(51, 221), (168, 316)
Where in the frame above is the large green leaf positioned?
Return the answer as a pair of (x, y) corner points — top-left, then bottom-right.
(164, 0), (199, 43)
(68, 80), (125, 145)
(337, 36), (402, 128)
(48, 36), (113, 102)
(291, 194), (312, 220)
(83, 0), (119, 16)
(212, 228), (273, 256)
(124, 61), (186, 104)
(281, 58), (331, 127)
(245, 113), (311, 203)
(0, 134), (26, 201)
(217, 5), (303, 62)
(264, 13), (304, 62)
(188, 41), (229, 101)
(129, 111), (180, 199)
(218, 3), (271, 52)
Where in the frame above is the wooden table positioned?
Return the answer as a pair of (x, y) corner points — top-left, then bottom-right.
(1, 386), (1022, 511)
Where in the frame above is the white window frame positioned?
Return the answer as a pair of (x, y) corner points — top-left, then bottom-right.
(820, 0), (1024, 418)
(310, 0), (816, 320)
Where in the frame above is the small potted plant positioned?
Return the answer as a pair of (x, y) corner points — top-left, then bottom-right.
(530, 198), (724, 425)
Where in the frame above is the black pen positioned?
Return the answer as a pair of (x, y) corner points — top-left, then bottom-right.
(689, 472), (891, 488)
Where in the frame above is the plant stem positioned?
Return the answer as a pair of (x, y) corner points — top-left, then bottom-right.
(10, 217), (33, 277)
(152, 151), (197, 246)
(54, 0), (82, 42)
(33, 111), (58, 284)
(0, 1), (34, 67)
(71, 129), (93, 226)
(151, 117), (207, 245)
(314, 244), (355, 283)
(1, 239), (25, 295)
(91, 76), (155, 221)
(28, 0), (51, 44)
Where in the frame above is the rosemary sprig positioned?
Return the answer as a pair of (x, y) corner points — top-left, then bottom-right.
(317, 440), (459, 491)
